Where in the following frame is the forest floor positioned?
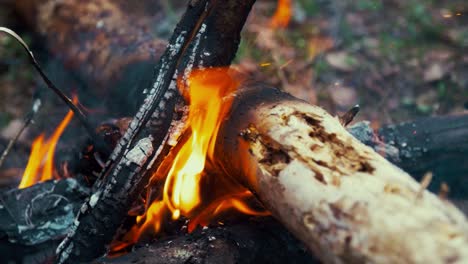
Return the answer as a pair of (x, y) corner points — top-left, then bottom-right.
(239, 0), (468, 127)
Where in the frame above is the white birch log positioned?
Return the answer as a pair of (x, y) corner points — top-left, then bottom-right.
(214, 85), (468, 264)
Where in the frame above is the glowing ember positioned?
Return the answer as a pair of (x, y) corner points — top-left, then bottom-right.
(112, 68), (268, 251)
(270, 0), (292, 28)
(18, 96), (77, 189)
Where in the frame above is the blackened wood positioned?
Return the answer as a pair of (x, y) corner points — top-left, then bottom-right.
(54, 1), (212, 262)
(56, 0), (257, 262)
(183, 0), (256, 69)
(378, 114), (468, 198)
(98, 218), (318, 264)
(0, 178), (90, 245)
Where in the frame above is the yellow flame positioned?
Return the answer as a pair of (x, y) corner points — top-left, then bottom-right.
(164, 68), (239, 218)
(18, 96), (77, 189)
(270, 0), (292, 28)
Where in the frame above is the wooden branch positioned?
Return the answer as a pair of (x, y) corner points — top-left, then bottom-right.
(55, 0), (256, 262)
(54, 1), (212, 262)
(213, 85), (468, 263)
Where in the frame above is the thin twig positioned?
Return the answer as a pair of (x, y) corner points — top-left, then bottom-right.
(0, 95), (41, 169)
(0, 27), (109, 154)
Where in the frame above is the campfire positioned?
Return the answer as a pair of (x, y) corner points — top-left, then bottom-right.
(1, 0), (468, 264)
(109, 68), (269, 253)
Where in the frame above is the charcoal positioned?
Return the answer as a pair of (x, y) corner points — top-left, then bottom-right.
(348, 121), (400, 162)
(0, 178), (89, 245)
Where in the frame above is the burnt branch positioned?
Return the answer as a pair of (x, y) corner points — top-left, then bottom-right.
(55, 1), (210, 262)
(55, 0), (256, 262)
(346, 114), (468, 197)
(97, 219), (318, 264)
(0, 95), (40, 170)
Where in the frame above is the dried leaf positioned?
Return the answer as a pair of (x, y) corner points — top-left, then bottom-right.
(325, 51), (358, 72)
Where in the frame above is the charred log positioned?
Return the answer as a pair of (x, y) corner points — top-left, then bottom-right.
(98, 218), (318, 264)
(54, 1), (209, 262)
(378, 114), (468, 197)
(55, 0), (256, 263)
(0, 178), (89, 245)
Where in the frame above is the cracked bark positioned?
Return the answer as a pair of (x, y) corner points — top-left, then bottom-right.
(55, 0), (256, 263)
(54, 1), (211, 262)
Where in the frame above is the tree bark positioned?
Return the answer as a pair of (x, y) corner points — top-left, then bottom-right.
(213, 84), (468, 264)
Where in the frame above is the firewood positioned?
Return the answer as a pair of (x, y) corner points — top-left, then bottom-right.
(55, 0), (257, 263)
(14, 0), (168, 114)
(213, 85), (468, 263)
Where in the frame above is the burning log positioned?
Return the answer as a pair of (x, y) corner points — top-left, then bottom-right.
(211, 85), (468, 263)
(13, 0), (468, 197)
(55, 0), (256, 263)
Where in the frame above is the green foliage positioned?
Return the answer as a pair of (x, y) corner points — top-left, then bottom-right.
(356, 0), (383, 11)
(313, 57), (329, 76)
(0, 112), (11, 128)
(0, 34), (34, 82)
(297, 0), (320, 17)
(437, 81), (447, 98)
(405, 0), (443, 41)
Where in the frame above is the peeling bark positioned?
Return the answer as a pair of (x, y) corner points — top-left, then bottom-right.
(214, 85), (468, 264)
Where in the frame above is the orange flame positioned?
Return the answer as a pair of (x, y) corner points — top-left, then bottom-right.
(270, 0), (292, 28)
(18, 96), (77, 189)
(164, 68), (239, 219)
(111, 68), (268, 252)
